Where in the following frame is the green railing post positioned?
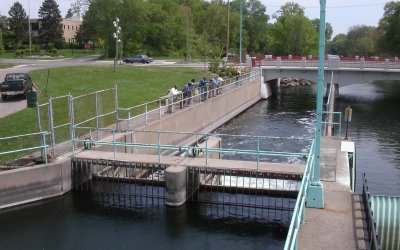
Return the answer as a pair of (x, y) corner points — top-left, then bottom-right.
(115, 85), (119, 130)
(158, 131), (161, 163)
(205, 133), (208, 167)
(113, 129), (116, 159)
(307, 0), (325, 209)
(257, 137), (260, 171)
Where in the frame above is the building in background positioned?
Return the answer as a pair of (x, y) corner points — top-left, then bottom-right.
(28, 16), (81, 43)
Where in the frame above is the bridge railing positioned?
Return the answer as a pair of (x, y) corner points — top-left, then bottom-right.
(116, 70), (262, 130)
(284, 139), (316, 250)
(258, 57), (400, 70)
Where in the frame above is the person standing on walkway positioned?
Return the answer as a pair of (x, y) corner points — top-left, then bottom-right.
(167, 85), (179, 113)
(216, 76), (224, 95)
(180, 80), (193, 108)
(199, 77), (207, 102)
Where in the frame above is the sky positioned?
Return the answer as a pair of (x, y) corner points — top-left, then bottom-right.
(0, 0), (392, 37)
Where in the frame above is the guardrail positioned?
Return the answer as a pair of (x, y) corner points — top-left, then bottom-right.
(284, 139), (315, 250)
(362, 174), (382, 250)
(0, 131), (49, 164)
(257, 57), (400, 70)
(116, 70), (262, 130)
(71, 127), (312, 170)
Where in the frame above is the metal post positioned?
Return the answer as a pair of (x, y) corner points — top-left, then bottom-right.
(307, 0), (326, 208)
(159, 99), (162, 120)
(205, 134), (208, 167)
(128, 111), (131, 130)
(69, 95), (75, 151)
(95, 91), (99, 139)
(158, 131), (161, 163)
(36, 103), (46, 162)
(239, 0), (243, 76)
(115, 85), (119, 130)
(257, 137), (260, 171)
(145, 104), (148, 124)
(42, 132), (47, 164)
(113, 130), (116, 159)
(48, 97), (56, 156)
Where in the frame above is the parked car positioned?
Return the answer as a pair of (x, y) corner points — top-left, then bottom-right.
(0, 73), (33, 100)
(122, 54), (151, 64)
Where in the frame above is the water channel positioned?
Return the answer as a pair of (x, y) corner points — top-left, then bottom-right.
(0, 80), (399, 249)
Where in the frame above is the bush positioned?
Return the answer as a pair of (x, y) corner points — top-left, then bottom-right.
(49, 48), (58, 55)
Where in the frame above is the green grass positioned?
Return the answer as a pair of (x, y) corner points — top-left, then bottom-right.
(0, 65), (212, 163)
(0, 64), (14, 69)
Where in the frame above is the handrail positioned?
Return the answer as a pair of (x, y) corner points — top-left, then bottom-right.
(116, 70), (262, 122)
(284, 139), (315, 250)
(0, 131), (49, 163)
(362, 174), (382, 250)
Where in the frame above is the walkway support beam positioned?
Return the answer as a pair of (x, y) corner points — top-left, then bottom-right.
(307, 0), (325, 208)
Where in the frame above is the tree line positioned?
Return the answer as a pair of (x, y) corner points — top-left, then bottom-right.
(1, 0), (400, 58)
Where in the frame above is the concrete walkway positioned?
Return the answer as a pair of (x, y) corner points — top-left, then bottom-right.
(298, 137), (367, 250)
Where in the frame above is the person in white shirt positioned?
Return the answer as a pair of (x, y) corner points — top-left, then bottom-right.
(167, 85), (180, 113)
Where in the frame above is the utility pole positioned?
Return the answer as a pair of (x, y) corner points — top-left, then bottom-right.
(239, 0), (243, 76)
(28, 0), (32, 54)
(226, 0), (230, 58)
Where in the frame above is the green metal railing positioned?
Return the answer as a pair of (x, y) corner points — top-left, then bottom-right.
(284, 139), (315, 250)
(0, 131), (49, 164)
(71, 126), (311, 170)
(362, 174), (382, 250)
(116, 70), (261, 130)
(322, 111), (342, 137)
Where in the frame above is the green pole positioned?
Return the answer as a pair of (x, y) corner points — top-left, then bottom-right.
(239, 0), (243, 76)
(307, 0), (326, 208)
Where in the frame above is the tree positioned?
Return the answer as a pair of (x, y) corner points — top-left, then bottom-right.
(328, 34), (348, 55)
(378, 1), (400, 54)
(7, 1), (28, 47)
(311, 19), (333, 41)
(0, 29), (4, 59)
(38, 0), (64, 49)
(65, 8), (74, 19)
(269, 2), (317, 55)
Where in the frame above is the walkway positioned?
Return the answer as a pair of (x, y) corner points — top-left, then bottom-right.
(298, 136), (366, 249)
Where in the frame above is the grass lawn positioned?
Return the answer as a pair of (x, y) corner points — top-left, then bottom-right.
(0, 65), (212, 163)
(0, 64), (14, 69)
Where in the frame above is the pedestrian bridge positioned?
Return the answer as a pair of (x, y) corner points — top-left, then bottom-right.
(257, 57), (400, 86)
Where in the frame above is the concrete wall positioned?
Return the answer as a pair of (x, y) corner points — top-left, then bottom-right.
(109, 78), (262, 154)
(0, 157), (71, 210)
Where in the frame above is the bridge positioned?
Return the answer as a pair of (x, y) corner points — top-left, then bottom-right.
(255, 56), (400, 86)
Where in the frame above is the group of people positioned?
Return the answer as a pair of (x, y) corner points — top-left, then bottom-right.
(166, 76), (224, 112)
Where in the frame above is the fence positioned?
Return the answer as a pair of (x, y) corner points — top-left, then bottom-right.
(117, 70), (262, 130)
(362, 174), (382, 250)
(35, 87), (117, 157)
(283, 139), (315, 250)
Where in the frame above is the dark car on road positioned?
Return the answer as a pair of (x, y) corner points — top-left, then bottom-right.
(122, 54), (152, 64)
(0, 73), (33, 100)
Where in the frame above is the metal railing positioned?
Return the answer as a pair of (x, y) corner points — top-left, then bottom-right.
(322, 111), (342, 136)
(284, 139), (315, 250)
(258, 57), (400, 70)
(71, 126), (312, 169)
(117, 70), (262, 130)
(0, 131), (49, 164)
(362, 173), (382, 250)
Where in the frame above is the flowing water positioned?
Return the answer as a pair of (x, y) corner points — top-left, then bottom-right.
(0, 81), (399, 249)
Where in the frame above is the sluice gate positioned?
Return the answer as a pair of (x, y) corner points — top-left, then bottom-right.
(72, 154), (302, 222)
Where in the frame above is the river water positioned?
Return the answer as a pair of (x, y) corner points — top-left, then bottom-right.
(0, 81), (398, 249)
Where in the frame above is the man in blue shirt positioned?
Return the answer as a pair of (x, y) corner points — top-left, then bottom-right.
(199, 77), (207, 102)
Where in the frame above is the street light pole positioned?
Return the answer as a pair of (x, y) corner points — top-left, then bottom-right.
(113, 17), (121, 73)
(28, 0), (32, 54)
